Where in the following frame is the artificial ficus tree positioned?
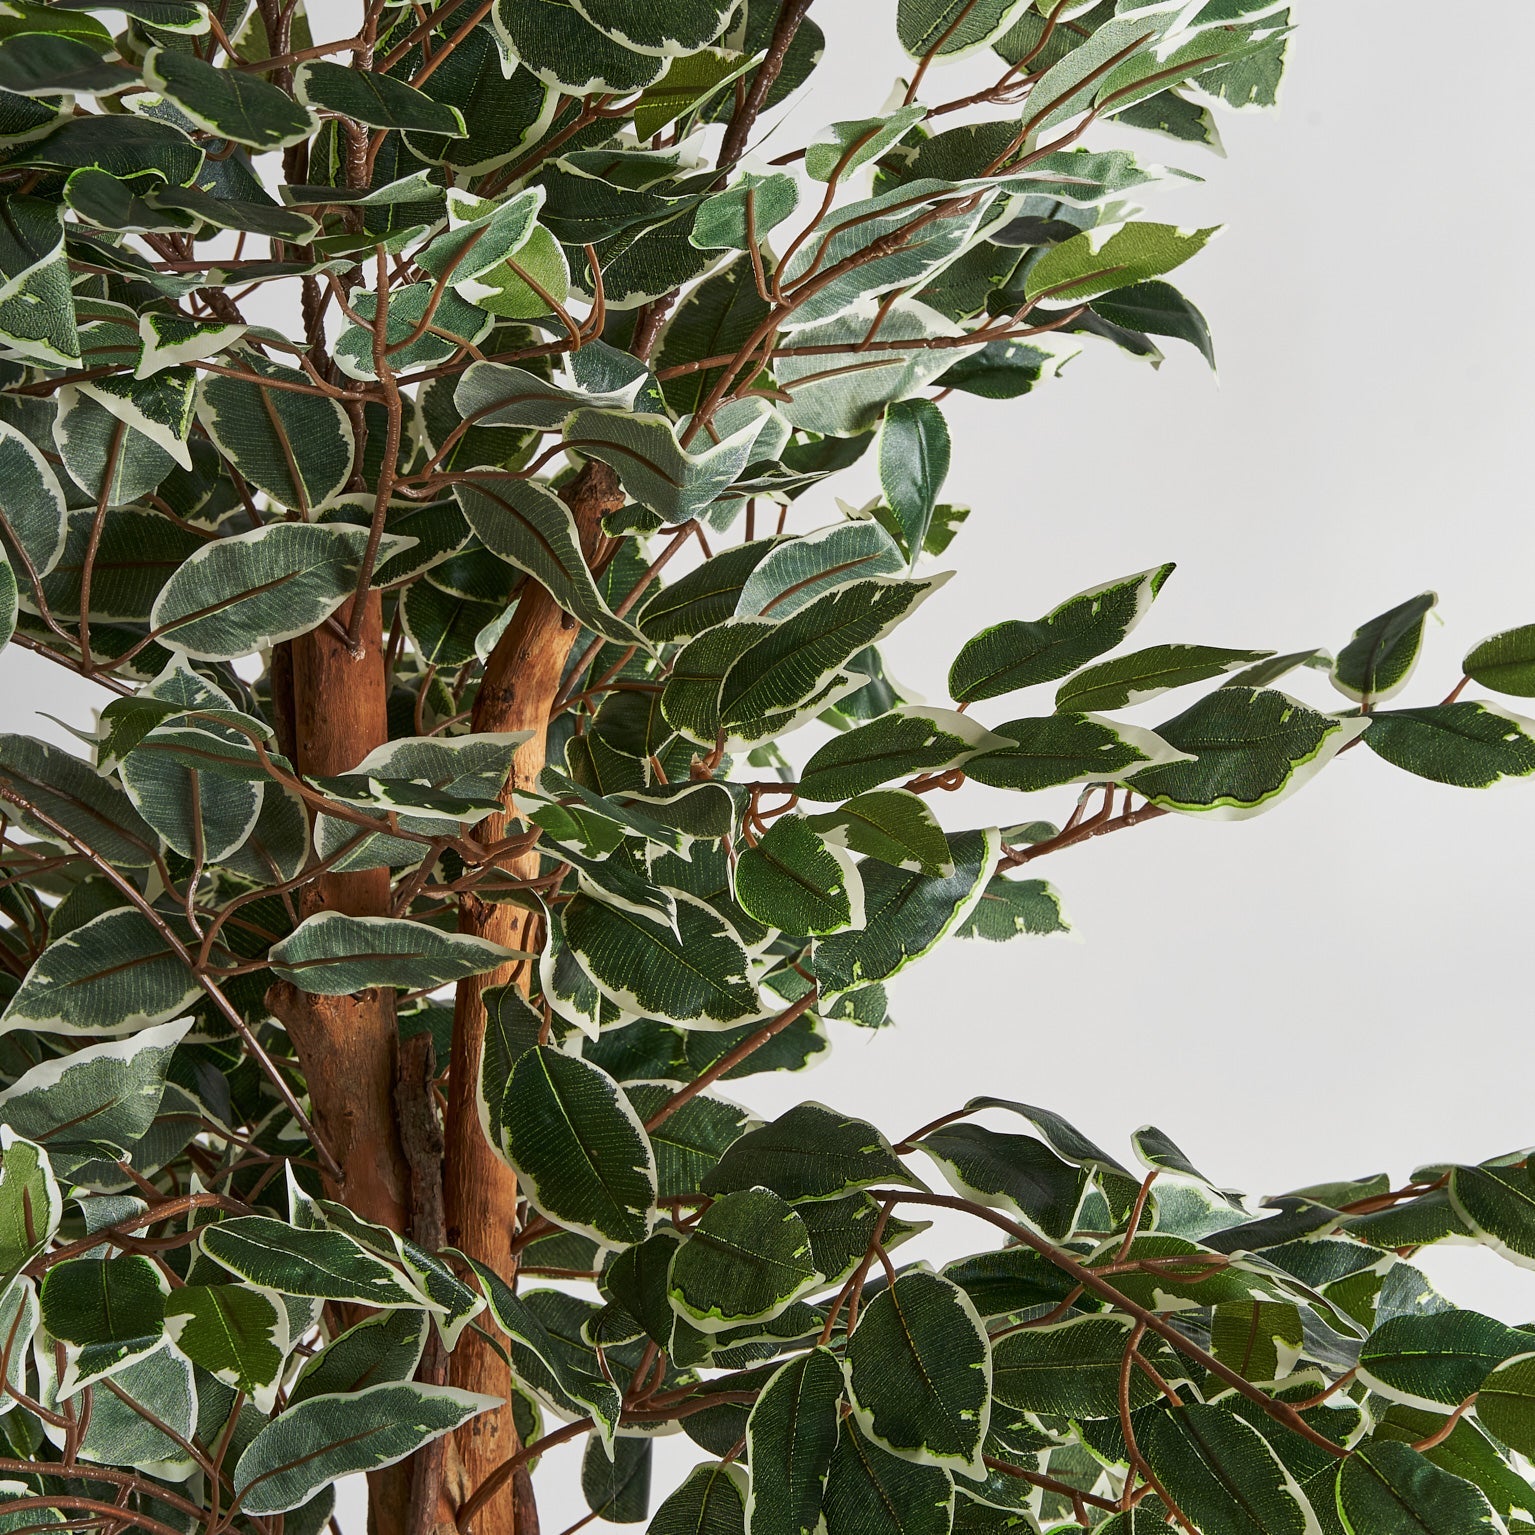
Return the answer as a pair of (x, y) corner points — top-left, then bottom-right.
(5, 1), (1535, 1534)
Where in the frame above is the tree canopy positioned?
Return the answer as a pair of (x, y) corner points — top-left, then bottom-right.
(4, 1), (1535, 1533)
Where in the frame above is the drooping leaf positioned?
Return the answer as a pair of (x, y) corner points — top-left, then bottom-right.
(0, 1132), (61, 1283)
(1469, 1353), (1535, 1460)
(950, 565), (1174, 703)
(499, 1046), (657, 1248)
(746, 1346), (845, 1535)
(581, 1433), (653, 1524)
(0, 545), (14, 654)
(1139, 1403), (1313, 1535)
(1092, 280), (1215, 367)
(195, 357), (354, 513)
(821, 1418), (954, 1535)
(454, 473), (642, 644)
(919, 1121), (1086, 1240)
(470, 1262), (622, 1440)
(0, 420), (68, 578)
(846, 1268), (990, 1473)
(650, 1461), (748, 1535)
(878, 399), (951, 569)
(1448, 1164), (1535, 1269)
(566, 406), (767, 525)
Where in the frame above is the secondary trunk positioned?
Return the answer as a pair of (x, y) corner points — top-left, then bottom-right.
(267, 590), (415, 1534)
(442, 462), (623, 1535)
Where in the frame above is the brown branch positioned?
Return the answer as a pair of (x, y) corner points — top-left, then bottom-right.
(716, 0), (817, 172)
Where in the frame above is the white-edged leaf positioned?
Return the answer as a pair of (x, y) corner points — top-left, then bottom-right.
(233, 1381), (498, 1515)
(268, 912), (523, 995)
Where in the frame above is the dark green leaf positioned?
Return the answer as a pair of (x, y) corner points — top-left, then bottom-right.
(581, 1433), (653, 1523)
(1130, 687), (1366, 818)
(955, 876), (1069, 941)
(294, 60), (464, 134)
(1140, 1403), (1311, 1535)
(918, 1123), (1085, 1240)
(501, 1047), (656, 1247)
(807, 789), (954, 879)
(736, 814), (863, 935)
(846, 1269), (990, 1473)
(798, 707), (1008, 802)
(144, 47), (314, 150)
(1364, 703), (1535, 788)
(668, 1187), (819, 1331)
(812, 829), (998, 998)
(40, 1253), (166, 1392)
(1464, 625), (1535, 698)
(950, 565), (1174, 703)
(651, 1462), (748, 1535)
(1092, 281), (1214, 366)
(821, 1418), (954, 1535)
(1332, 592), (1436, 703)
(703, 1102), (920, 1203)
(1057, 644), (1274, 712)
(964, 712), (1185, 791)
(1335, 1440), (1498, 1534)
(746, 1346), (845, 1535)
(1358, 1309), (1530, 1409)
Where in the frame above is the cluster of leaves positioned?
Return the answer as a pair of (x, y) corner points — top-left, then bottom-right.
(3, 0), (1535, 1530)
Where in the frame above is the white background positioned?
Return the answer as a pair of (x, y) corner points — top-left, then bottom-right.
(4, 2), (1534, 1526)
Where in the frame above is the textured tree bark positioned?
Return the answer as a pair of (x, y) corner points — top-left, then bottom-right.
(442, 462), (623, 1535)
(265, 590), (415, 1535)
